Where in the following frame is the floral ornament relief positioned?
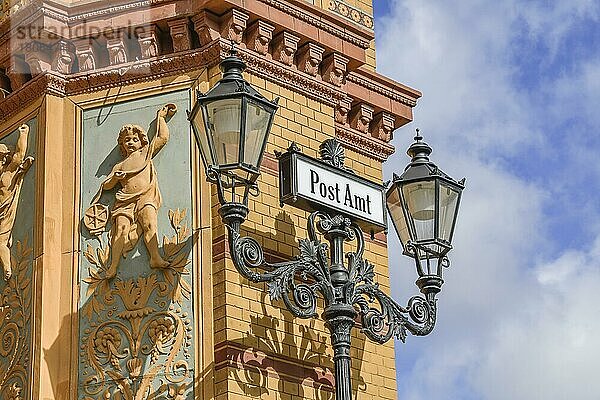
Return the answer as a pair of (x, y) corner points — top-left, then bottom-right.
(80, 208), (195, 399)
(0, 238), (34, 400)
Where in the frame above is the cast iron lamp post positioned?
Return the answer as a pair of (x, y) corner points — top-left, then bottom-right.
(189, 52), (464, 400)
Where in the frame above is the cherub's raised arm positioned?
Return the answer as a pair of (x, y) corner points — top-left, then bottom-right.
(152, 104), (177, 157)
(13, 124), (29, 166)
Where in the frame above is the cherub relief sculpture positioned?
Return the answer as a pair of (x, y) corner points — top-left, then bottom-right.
(88, 104), (177, 279)
(0, 124), (34, 281)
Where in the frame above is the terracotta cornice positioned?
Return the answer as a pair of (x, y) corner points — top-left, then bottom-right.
(0, 4), (422, 160)
(65, 42), (220, 94)
(0, 38), (344, 121)
(241, 47), (345, 107)
(335, 124), (396, 163)
(255, 0), (373, 47)
(348, 67), (422, 106)
(33, 0), (175, 24)
(0, 72), (65, 124)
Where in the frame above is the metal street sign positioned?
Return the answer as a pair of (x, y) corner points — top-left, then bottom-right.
(278, 141), (387, 233)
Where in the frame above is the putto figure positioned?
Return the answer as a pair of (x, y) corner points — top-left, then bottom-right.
(0, 124), (34, 281)
(91, 104), (176, 279)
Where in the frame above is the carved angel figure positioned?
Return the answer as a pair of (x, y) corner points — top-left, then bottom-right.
(90, 104), (176, 279)
(0, 124), (34, 281)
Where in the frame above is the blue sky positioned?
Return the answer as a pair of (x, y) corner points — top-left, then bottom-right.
(374, 1), (600, 399)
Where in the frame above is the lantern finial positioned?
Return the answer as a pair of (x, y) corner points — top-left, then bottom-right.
(220, 42), (246, 80)
(414, 128), (423, 142)
(407, 129), (432, 163)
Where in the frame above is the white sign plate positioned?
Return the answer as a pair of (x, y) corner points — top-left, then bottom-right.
(295, 158), (385, 227)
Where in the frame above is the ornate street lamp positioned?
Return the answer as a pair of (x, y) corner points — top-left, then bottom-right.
(387, 129), (464, 293)
(189, 51), (465, 400)
(188, 47), (279, 206)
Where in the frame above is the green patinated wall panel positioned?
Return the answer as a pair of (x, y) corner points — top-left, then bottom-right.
(0, 118), (37, 399)
(78, 91), (196, 399)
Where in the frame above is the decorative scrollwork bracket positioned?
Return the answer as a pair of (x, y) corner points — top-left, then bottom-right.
(218, 201), (448, 400)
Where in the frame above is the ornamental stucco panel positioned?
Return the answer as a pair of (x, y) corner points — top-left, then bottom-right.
(0, 117), (37, 399)
(78, 91), (196, 399)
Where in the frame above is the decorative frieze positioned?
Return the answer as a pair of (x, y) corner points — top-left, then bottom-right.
(272, 31), (300, 67)
(168, 18), (192, 52)
(327, 0), (375, 30)
(106, 34), (128, 65)
(246, 20), (275, 56)
(371, 112), (396, 142)
(349, 103), (373, 133)
(297, 42), (325, 76)
(221, 8), (249, 43)
(74, 39), (97, 72)
(322, 53), (348, 87)
(137, 25), (160, 59)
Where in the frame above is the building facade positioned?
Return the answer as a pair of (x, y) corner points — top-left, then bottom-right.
(0, 0), (421, 399)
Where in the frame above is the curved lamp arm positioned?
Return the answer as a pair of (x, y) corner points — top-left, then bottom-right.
(353, 284), (437, 344)
(221, 203), (336, 318)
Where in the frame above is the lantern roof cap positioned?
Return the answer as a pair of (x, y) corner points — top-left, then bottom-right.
(393, 129), (465, 188)
(406, 129), (432, 162)
(198, 45), (273, 107)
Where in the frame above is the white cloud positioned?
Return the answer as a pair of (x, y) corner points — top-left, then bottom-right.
(376, 1), (600, 399)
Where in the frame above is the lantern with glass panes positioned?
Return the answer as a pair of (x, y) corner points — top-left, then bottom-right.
(387, 130), (464, 286)
(188, 48), (279, 205)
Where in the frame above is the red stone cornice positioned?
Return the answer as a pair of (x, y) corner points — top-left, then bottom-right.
(346, 68), (422, 129)
(214, 340), (335, 390)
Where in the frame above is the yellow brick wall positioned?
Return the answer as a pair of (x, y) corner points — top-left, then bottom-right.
(210, 62), (397, 400)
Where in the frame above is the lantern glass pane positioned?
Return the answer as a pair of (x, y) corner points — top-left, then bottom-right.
(207, 98), (242, 166)
(402, 181), (435, 241)
(244, 101), (272, 168)
(387, 187), (411, 245)
(439, 182), (460, 242)
(191, 105), (214, 167)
